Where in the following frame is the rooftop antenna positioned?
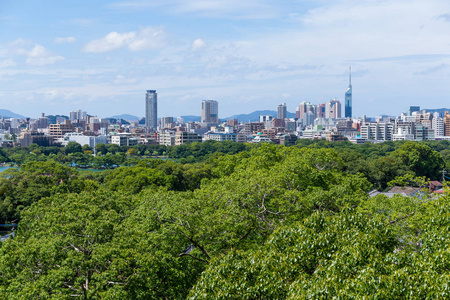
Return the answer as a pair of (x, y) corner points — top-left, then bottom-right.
(349, 66), (352, 87)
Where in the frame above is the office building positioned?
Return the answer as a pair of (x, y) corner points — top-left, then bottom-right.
(201, 100), (219, 124)
(444, 112), (450, 136)
(415, 124), (434, 141)
(303, 111), (315, 127)
(175, 132), (202, 145)
(37, 113), (48, 128)
(296, 101), (316, 119)
(345, 67), (352, 118)
(407, 106), (420, 116)
(360, 122), (395, 141)
(325, 99), (341, 119)
(277, 103), (287, 119)
(161, 117), (174, 129)
(48, 120), (75, 139)
(145, 90), (157, 130)
(432, 112), (445, 136)
(260, 115), (273, 129)
(69, 110), (87, 122)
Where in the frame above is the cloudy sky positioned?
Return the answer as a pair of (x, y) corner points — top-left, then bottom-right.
(1, 0), (450, 119)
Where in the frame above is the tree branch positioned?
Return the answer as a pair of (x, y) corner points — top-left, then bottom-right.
(177, 253), (210, 264)
(388, 212), (415, 225)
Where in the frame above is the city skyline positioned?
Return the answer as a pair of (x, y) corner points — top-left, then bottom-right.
(1, 1), (450, 118)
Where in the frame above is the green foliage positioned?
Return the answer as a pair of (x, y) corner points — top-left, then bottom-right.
(1, 142), (450, 299)
(0, 161), (85, 223)
(190, 192), (450, 299)
(390, 141), (445, 180)
(65, 141), (83, 154)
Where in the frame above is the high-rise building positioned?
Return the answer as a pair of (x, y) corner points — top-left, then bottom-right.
(201, 100), (218, 124)
(444, 112), (450, 136)
(345, 67), (352, 118)
(161, 117), (174, 129)
(145, 90), (157, 130)
(303, 111), (315, 127)
(407, 106), (420, 116)
(277, 103), (287, 119)
(259, 115), (273, 129)
(317, 103), (326, 118)
(296, 101), (316, 119)
(69, 110), (86, 122)
(325, 99), (341, 119)
(432, 112), (445, 136)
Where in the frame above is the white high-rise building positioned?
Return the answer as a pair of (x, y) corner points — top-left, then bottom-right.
(259, 115), (273, 129)
(69, 109), (86, 122)
(432, 112), (445, 136)
(145, 90), (157, 130)
(201, 100), (218, 124)
(325, 99), (341, 119)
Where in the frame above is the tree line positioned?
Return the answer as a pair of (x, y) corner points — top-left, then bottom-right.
(0, 141), (449, 298)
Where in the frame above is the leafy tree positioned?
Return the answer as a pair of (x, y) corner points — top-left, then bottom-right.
(65, 141), (83, 154)
(95, 143), (107, 156)
(81, 144), (93, 153)
(0, 161), (84, 223)
(389, 141), (444, 180)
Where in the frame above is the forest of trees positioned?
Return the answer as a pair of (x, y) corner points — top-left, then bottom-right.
(0, 140), (449, 299)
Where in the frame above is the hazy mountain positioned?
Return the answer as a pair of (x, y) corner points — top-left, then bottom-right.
(181, 115), (201, 122)
(224, 110), (296, 123)
(423, 108), (450, 117)
(0, 109), (26, 119)
(110, 114), (139, 121)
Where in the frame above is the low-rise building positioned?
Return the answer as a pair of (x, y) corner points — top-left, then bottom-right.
(48, 120), (75, 139)
(175, 132), (202, 145)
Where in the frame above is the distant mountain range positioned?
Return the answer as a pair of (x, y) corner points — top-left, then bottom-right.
(0, 109), (26, 119)
(423, 108), (450, 117)
(3, 108), (450, 123)
(110, 114), (140, 121)
(224, 110), (296, 122)
(181, 115), (201, 122)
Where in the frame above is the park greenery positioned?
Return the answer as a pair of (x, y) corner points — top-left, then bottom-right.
(0, 140), (449, 299)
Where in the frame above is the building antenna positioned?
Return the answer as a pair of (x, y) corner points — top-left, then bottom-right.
(349, 66), (352, 87)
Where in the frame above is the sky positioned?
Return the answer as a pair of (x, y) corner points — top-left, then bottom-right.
(1, 0), (450, 119)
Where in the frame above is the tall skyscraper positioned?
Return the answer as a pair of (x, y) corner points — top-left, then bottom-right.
(325, 99), (341, 119)
(145, 90), (157, 130)
(345, 67), (352, 118)
(277, 103), (287, 119)
(201, 100), (218, 124)
(296, 101), (316, 119)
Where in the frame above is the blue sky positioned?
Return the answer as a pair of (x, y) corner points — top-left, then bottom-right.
(1, 0), (450, 119)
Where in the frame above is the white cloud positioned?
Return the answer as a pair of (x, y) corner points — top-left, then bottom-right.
(109, 0), (278, 19)
(83, 27), (166, 53)
(191, 38), (206, 51)
(0, 59), (16, 68)
(54, 37), (77, 44)
(25, 44), (64, 66)
(0, 40), (65, 66)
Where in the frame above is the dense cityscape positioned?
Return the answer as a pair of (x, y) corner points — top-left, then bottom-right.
(2, 68), (450, 150)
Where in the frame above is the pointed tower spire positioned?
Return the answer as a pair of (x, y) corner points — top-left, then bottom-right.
(349, 66), (352, 87)
(345, 66), (352, 118)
